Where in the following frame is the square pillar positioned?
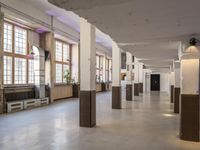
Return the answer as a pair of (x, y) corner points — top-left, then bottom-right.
(174, 61), (181, 113)
(40, 32), (55, 102)
(126, 52), (133, 101)
(0, 12), (4, 114)
(180, 57), (200, 142)
(170, 71), (175, 103)
(80, 18), (96, 127)
(138, 63), (144, 93)
(112, 41), (121, 109)
(134, 61), (139, 96)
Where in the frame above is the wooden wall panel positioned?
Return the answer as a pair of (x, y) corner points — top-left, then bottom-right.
(96, 83), (102, 92)
(53, 85), (73, 100)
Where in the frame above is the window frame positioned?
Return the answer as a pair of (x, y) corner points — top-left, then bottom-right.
(55, 39), (72, 84)
(3, 21), (34, 86)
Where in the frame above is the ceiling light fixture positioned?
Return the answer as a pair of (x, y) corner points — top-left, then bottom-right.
(189, 37), (200, 46)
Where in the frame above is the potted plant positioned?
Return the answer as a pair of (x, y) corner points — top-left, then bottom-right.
(63, 70), (71, 84)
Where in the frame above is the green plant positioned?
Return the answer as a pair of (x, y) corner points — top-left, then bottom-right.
(64, 70), (71, 84)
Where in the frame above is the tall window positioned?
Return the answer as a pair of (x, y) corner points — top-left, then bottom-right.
(3, 56), (12, 84)
(3, 22), (34, 85)
(96, 55), (103, 82)
(55, 40), (71, 83)
(105, 58), (112, 82)
(105, 58), (109, 82)
(109, 59), (112, 82)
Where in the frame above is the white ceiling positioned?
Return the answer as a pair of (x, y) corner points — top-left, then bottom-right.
(48, 0), (200, 71)
(23, 0), (113, 49)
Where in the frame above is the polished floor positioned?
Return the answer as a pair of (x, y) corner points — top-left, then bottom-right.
(0, 91), (200, 150)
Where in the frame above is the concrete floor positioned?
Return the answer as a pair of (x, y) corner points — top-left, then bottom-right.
(0, 91), (200, 150)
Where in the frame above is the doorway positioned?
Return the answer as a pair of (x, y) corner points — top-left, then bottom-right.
(151, 74), (160, 91)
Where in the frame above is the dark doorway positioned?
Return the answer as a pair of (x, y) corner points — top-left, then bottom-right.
(151, 74), (160, 91)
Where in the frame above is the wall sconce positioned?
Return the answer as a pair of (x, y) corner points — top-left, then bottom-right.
(189, 37), (200, 46)
(181, 37), (200, 59)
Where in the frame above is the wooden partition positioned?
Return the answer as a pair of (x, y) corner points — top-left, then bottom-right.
(96, 83), (102, 92)
(53, 85), (73, 100)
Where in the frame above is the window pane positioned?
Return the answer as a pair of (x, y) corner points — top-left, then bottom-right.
(3, 23), (13, 52)
(3, 56), (12, 84)
(56, 63), (62, 83)
(109, 59), (112, 81)
(55, 41), (62, 61)
(15, 58), (26, 84)
(63, 44), (70, 62)
(106, 59), (109, 70)
(106, 70), (109, 82)
(14, 26), (27, 55)
(96, 70), (100, 82)
(28, 59), (34, 84)
(96, 56), (99, 68)
(99, 56), (103, 69)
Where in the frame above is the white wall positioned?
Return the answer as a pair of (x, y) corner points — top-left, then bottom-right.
(160, 73), (170, 93)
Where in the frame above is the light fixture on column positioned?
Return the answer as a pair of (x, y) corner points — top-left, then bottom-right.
(182, 37), (200, 58)
(189, 37), (200, 46)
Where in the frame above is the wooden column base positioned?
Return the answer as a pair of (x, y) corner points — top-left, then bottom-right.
(80, 90), (96, 128)
(134, 83), (139, 96)
(139, 83), (143, 93)
(112, 86), (121, 109)
(174, 87), (180, 113)
(170, 85), (174, 103)
(126, 84), (132, 101)
(180, 94), (200, 142)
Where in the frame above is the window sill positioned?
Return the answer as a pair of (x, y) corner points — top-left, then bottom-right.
(54, 83), (73, 86)
(3, 84), (35, 88)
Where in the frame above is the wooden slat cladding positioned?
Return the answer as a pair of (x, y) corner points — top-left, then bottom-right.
(180, 94), (200, 142)
(134, 83), (139, 96)
(80, 90), (96, 127)
(112, 86), (121, 109)
(170, 85), (174, 103)
(126, 84), (132, 101)
(174, 87), (180, 113)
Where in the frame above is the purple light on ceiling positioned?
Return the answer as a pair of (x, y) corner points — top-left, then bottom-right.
(46, 10), (59, 17)
(36, 28), (48, 34)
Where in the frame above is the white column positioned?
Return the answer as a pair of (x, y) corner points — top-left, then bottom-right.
(170, 71), (175, 86)
(80, 18), (96, 127)
(126, 52), (132, 84)
(174, 61), (181, 113)
(134, 62), (139, 84)
(143, 69), (151, 92)
(179, 45), (200, 141)
(112, 41), (121, 87)
(170, 68), (175, 103)
(112, 41), (121, 109)
(174, 62), (180, 88)
(80, 18), (96, 91)
(126, 52), (133, 101)
(138, 63), (144, 83)
(181, 59), (199, 95)
(133, 59), (139, 96)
